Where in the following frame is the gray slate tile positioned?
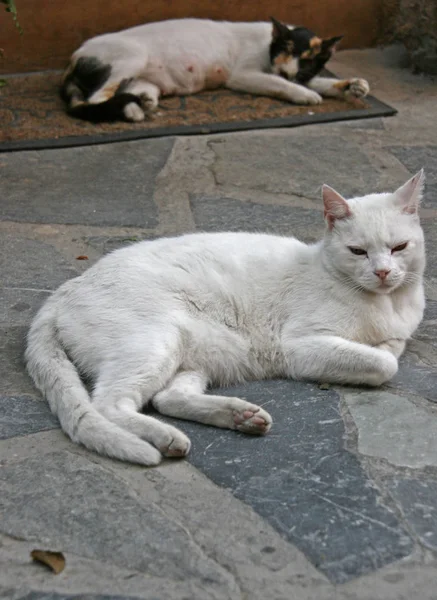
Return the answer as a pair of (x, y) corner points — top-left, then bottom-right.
(422, 220), (437, 278)
(388, 146), (437, 207)
(0, 139), (174, 226)
(0, 288), (51, 326)
(388, 478), (437, 551)
(0, 395), (58, 440)
(0, 234), (77, 290)
(160, 379), (413, 583)
(0, 326), (38, 395)
(0, 591), (148, 600)
(191, 195), (323, 242)
(387, 350), (437, 402)
(343, 391), (437, 468)
(85, 234), (159, 255)
(209, 135), (383, 198)
(0, 452), (236, 594)
(415, 300), (437, 352)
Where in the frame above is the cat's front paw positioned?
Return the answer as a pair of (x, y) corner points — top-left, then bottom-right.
(345, 78), (370, 99)
(293, 89), (323, 106)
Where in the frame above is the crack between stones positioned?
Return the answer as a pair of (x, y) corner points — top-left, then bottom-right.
(205, 139), (317, 201)
(1, 286), (53, 293)
(153, 504), (245, 600)
(91, 461), (244, 600)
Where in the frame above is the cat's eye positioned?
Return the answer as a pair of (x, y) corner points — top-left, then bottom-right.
(348, 247), (367, 256)
(391, 242), (408, 253)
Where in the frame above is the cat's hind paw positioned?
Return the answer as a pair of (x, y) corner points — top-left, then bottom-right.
(233, 405), (272, 435)
(123, 102), (145, 122)
(139, 93), (159, 115)
(157, 426), (192, 458)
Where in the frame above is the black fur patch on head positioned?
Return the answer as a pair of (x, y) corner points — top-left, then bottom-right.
(61, 56), (112, 102)
(269, 18), (343, 83)
(270, 17), (298, 64)
(270, 18), (317, 59)
(295, 35), (343, 84)
(288, 26), (318, 56)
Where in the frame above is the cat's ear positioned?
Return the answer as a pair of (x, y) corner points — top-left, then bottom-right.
(393, 169), (425, 215)
(323, 35), (344, 51)
(322, 185), (352, 229)
(270, 17), (290, 40)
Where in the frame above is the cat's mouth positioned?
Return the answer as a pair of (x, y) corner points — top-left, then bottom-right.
(374, 280), (399, 294)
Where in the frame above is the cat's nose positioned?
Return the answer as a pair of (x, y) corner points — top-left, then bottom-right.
(374, 269), (391, 280)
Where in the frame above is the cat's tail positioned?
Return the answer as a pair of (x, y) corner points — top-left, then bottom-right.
(25, 299), (162, 466)
(60, 57), (143, 123)
(66, 90), (143, 123)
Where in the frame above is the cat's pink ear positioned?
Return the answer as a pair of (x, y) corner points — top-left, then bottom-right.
(322, 185), (351, 230)
(393, 169), (425, 215)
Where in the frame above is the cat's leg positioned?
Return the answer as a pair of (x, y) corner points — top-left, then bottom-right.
(153, 371), (272, 434)
(121, 79), (161, 119)
(306, 77), (370, 100)
(226, 71), (322, 105)
(91, 345), (191, 458)
(374, 338), (406, 359)
(283, 335), (398, 386)
(86, 79), (160, 122)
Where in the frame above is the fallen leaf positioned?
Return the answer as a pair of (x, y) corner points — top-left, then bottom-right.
(31, 549), (66, 574)
(76, 255), (89, 260)
(318, 382), (330, 390)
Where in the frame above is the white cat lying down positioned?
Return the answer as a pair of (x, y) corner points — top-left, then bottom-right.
(26, 172), (425, 465)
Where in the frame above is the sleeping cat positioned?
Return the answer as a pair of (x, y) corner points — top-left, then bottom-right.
(25, 171), (425, 466)
(61, 17), (370, 122)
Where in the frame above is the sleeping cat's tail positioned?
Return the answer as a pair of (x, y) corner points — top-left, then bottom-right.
(65, 89), (143, 123)
(25, 299), (162, 466)
(60, 57), (143, 123)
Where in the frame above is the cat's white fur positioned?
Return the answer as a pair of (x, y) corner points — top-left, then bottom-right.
(26, 172), (426, 466)
(65, 18), (369, 121)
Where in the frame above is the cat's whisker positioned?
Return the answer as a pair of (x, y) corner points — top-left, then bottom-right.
(404, 272), (437, 294)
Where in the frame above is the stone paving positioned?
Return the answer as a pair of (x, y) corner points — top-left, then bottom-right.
(1, 45), (437, 599)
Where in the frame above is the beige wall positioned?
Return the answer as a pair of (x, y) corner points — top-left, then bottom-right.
(1, 0), (385, 74)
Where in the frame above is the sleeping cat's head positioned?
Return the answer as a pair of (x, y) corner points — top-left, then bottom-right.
(322, 171), (426, 294)
(269, 17), (343, 82)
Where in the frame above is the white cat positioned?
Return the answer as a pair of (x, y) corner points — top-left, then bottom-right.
(61, 17), (370, 122)
(26, 171), (426, 466)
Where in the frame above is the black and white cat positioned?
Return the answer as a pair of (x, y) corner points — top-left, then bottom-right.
(26, 172), (425, 466)
(61, 17), (370, 122)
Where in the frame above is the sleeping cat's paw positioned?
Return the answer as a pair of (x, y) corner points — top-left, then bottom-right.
(139, 93), (159, 115)
(293, 89), (323, 105)
(123, 102), (145, 122)
(233, 403), (272, 435)
(345, 78), (370, 99)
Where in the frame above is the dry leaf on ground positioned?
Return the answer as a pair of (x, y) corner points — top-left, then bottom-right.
(31, 549), (66, 574)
